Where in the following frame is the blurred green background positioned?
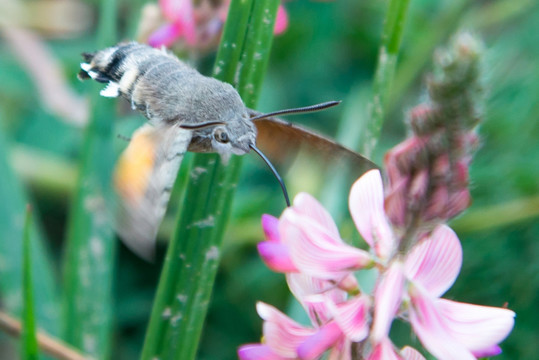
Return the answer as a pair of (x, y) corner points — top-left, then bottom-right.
(0, 0), (538, 359)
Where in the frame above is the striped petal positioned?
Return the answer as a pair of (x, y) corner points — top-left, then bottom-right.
(292, 193), (340, 239)
(296, 321), (343, 360)
(436, 298), (515, 356)
(405, 225), (461, 297)
(349, 170), (396, 259)
(286, 273), (347, 325)
(367, 337), (401, 360)
(371, 261), (405, 342)
(281, 209), (372, 279)
(257, 302), (316, 358)
(408, 285), (476, 360)
(330, 295), (371, 342)
(400, 346), (426, 360)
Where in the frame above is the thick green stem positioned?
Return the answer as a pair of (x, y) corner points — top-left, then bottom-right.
(140, 1), (280, 359)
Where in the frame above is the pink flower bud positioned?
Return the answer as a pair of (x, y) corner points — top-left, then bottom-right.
(408, 169), (429, 205)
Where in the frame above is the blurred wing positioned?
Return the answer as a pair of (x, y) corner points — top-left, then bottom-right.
(250, 110), (378, 177)
(114, 123), (192, 260)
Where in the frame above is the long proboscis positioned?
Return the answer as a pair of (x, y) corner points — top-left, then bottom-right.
(250, 144), (291, 207)
(250, 100), (341, 121)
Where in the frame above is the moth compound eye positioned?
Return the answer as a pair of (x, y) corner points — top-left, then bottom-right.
(214, 128), (230, 143)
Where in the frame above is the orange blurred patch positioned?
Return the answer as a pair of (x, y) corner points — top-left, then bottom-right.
(114, 127), (156, 203)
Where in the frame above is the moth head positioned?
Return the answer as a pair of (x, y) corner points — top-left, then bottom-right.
(182, 111), (257, 162)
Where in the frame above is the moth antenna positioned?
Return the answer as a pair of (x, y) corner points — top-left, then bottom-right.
(249, 144), (291, 207)
(250, 100), (341, 121)
(180, 121), (225, 130)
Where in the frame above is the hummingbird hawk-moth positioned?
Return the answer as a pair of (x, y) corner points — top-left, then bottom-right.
(78, 42), (376, 259)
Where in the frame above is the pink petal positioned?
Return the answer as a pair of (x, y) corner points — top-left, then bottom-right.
(400, 346), (426, 360)
(238, 344), (288, 360)
(148, 23), (183, 48)
(274, 5), (289, 35)
(405, 225), (462, 297)
(297, 321), (343, 360)
(331, 295), (371, 342)
(436, 298), (515, 355)
(281, 210), (372, 279)
(384, 177), (408, 227)
(472, 345), (502, 358)
(371, 261), (405, 342)
(328, 339), (351, 360)
(158, 0), (196, 45)
(408, 285), (476, 360)
(286, 274), (347, 325)
(257, 302), (316, 358)
(292, 193), (340, 239)
(408, 169), (429, 203)
(349, 170), (396, 259)
(159, 0), (191, 22)
(262, 214), (280, 242)
(367, 337), (401, 360)
(258, 241), (298, 272)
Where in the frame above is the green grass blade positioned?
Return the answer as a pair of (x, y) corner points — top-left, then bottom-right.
(361, 0), (411, 157)
(21, 205), (39, 360)
(0, 130), (59, 337)
(140, 1), (280, 359)
(61, 0), (117, 358)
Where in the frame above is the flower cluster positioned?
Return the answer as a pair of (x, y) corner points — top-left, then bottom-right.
(240, 170), (514, 360)
(136, 0), (288, 52)
(238, 33), (515, 360)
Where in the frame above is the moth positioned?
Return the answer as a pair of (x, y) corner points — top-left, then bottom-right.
(78, 42), (376, 259)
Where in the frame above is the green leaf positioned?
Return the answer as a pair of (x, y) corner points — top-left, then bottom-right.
(21, 205), (39, 360)
(140, 1), (280, 359)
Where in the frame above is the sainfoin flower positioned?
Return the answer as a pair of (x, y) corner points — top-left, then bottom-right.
(141, 0), (289, 50)
(239, 170), (515, 360)
(239, 34), (515, 359)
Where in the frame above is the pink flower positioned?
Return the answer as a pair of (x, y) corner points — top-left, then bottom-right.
(250, 169), (514, 360)
(149, 0), (196, 47)
(405, 226), (515, 360)
(238, 301), (367, 360)
(258, 193), (373, 282)
(148, 0), (289, 49)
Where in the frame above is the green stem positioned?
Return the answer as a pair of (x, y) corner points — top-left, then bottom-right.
(140, 1), (279, 359)
(361, 0), (411, 157)
(61, 0), (117, 358)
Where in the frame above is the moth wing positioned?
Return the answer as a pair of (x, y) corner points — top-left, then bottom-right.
(114, 123), (192, 260)
(250, 110), (378, 178)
